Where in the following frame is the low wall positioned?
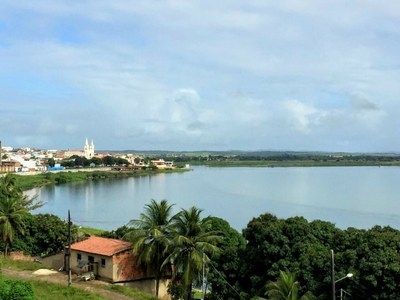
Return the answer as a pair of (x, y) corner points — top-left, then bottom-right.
(9, 251), (34, 261)
(8, 251), (65, 272)
(40, 253), (65, 271)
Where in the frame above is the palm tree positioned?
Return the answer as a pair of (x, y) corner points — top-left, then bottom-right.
(0, 174), (43, 256)
(265, 270), (315, 300)
(0, 197), (27, 256)
(124, 199), (177, 298)
(165, 207), (221, 300)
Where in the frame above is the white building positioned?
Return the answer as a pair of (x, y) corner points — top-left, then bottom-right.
(84, 138), (95, 159)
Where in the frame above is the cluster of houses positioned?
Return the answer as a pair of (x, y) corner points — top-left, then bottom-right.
(0, 138), (175, 298)
(0, 139), (175, 174)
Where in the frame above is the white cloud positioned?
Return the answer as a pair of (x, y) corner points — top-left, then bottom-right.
(1, 1), (400, 151)
(284, 100), (321, 133)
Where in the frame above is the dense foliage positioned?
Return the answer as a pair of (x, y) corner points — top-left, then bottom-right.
(124, 199), (177, 298)
(205, 217), (247, 300)
(0, 213), (77, 257)
(264, 270), (315, 300)
(228, 213), (400, 300)
(123, 200), (221, 300)
(121, 208), (397, 299)
(60, 155), (129, 168)
(0, 278), (34, 300)
(0, 175), (43, 256)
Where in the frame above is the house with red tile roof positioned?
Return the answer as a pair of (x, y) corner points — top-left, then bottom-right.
(69, 236), (145, 283)
(68, 236), (172, 299)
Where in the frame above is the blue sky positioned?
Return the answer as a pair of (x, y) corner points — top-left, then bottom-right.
(1, 1), (400, 152)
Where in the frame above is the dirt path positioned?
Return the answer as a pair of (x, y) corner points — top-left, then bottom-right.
(2, 268), (134, 300)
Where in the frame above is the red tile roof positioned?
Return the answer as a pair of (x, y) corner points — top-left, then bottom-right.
(70, 236), (132, 256)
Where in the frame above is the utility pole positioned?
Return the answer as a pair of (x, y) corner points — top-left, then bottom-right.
(67, 210), (72, 286)
(340, 288), (351, 300)
(331, 249), (335, 300)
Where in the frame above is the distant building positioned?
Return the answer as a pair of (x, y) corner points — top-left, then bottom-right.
(84, 138), (95, 159)
(64, 149), (85, 158)
(0, 161), (21, 174)
(151, 159), (174, 169)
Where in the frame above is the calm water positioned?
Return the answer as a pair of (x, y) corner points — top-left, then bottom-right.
(31, 166), (400, 231)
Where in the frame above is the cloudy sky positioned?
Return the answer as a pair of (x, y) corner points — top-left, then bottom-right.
(1, 1), (400, 152)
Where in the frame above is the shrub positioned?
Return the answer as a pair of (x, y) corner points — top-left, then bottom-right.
(0, 278), (34, 300)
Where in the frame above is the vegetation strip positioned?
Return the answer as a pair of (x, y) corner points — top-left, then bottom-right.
(14, 168), (189, 191)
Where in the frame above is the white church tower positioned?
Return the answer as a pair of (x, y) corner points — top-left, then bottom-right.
(84, 138), (95, 159)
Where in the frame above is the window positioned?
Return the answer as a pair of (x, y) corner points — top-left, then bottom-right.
(101, 258), (106, 268)
(77, 253), (81, 262)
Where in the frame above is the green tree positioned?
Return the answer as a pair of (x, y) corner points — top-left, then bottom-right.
(47, 158), (55, 167)
(206, 217), (247, 300)
(0, 175), (43, 256)
(0, 197), (27, 256)
(347, 226), (400, 299)
(124, 199), (177, 298)
(89, 157), (103, 166)
(116, 157), (129, 165)
(27, 214), (73, 256)
(265, 270), (314, 300)
(166, 207), (221, 300)
(102, 156), (115, 166)
(241, 213), (288, 295)
(74, 156), (89, 167)
(241, 214), (335, 298)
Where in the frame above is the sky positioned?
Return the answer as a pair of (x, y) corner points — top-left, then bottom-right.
(1, 1), (400, 152)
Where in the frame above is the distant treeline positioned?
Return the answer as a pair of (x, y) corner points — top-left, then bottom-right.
(147, 151), (400, 167)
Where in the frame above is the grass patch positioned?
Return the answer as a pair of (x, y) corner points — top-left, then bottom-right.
(0, 257), (157, 300)
(0, 273), (157, 300)
(106, 285), (157, 300)
(78, 226), (106, 236)
(0, 258), (44, 272)
(31, 280), (108, 300)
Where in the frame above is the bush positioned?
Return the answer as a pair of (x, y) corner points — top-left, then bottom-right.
(167, 281), (185, 300)
(0, 278), (34, 300)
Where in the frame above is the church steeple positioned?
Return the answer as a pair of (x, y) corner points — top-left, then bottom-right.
(84, 138), (95, 159)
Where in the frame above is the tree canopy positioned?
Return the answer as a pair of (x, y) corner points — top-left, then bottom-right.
(124, 199), (177, 297)
(0, 175), (43, 255)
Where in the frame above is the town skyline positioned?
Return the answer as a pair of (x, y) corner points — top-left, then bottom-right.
(2, 2), (400, 152)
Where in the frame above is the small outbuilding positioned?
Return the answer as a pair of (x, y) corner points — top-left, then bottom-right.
(68, 236), (172, 299)
(69, 236), (144, 283)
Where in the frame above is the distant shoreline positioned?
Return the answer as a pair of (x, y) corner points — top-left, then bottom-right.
(15, 167), (191, 191)
(187, 160), (400, 168)
(13, 155), (400, 191)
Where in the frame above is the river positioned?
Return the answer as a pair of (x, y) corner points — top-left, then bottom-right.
(32, 166), (400, 231)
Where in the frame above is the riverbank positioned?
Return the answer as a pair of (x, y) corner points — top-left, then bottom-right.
(187, 158), (400, 167)
(14, 167), (191, 191)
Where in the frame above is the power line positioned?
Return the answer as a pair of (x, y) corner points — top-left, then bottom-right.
(207, 260), (243, 299)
